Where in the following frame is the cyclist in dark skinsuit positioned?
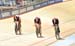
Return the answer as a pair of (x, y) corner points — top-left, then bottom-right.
(14, 15), (21, 35)
(52, 18), (61, 40)
(34, 17), (42, 38)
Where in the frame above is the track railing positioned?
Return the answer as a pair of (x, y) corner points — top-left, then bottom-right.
(0, 0), (63, 19)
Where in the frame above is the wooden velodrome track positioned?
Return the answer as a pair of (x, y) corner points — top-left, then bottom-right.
(0, 0), (75, 46)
